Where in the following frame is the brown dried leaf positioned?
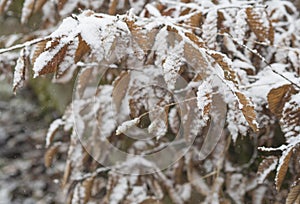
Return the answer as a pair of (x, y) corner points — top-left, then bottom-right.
(267, 84), (296, 117)
(112, 71), (130, 113)
(108, 0), (118, 15)
(286, 181), (300, 204)
(181, 90), (204, 142)
(210, 52), (238, 84)
(246, 7), (274, 44)
(83, 177), (95, 204)
(276, 147), (294, 191)
(126, 20), (158, 52)
(235, 91), (259, 132)
(37, 44), (69, 75)
(44, 143), (60, 168)
(187, 12), (202, 28)
(184, 42), (207, 75)
(184, 32), (204, 48)
(32, 40), (47, 64)
(62, 160), (72, 188)
(174, 157), (185, 184)
(75, 35), (91, 63)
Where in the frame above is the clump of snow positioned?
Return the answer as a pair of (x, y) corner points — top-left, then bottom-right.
(116, 118), (140, 135)
(248, 63), (300, 102)
(109, 178), (128, 204)
(46, 119), (64, 147)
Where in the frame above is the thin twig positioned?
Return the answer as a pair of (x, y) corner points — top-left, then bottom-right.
(0, 37), (49, 54)
(221, 32), (300, 90)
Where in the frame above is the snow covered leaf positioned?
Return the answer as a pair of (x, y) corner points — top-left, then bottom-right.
(74, 35), (91, 63)
(33, 39), (69, 77)
(181, 90), (205, 142)
(31, 40), (48, 64)
(280, 92), (300, 142)
(186, 12), (202, 28)
(32, 34), (91, 78)
(197, 80), (212, 123)
(45, 118), (64, 147)
(275, 146), (294, 191)
(202, 9), (218, 49)
(168, 107), (180, 134)
(125, 19), (159, 52)
(82, 177), (94, 204)
(13, 48), (28, 93)
(257, 156), (278, 184)
(267, 84), (296, 117)
(162, 42), (184, 90)
(246, 7), (274, 44)
(233, 9), (247, 44)
(183, 33), (208, 73)
(226, 101), (249, 142)
(209, 51), (258, 131)
(209, 52), (238, 84)
(235, 91), (259, 132)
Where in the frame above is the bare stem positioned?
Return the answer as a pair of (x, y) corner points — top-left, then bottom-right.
(0, 37), (49, 54)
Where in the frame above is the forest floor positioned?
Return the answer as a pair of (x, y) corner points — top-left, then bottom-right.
(0, 82), (65, 204)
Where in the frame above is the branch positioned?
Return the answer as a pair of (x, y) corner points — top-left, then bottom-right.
(0, 37), (49, 54)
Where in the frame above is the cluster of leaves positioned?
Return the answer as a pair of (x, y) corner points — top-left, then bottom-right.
(0, 0), (300, 203)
